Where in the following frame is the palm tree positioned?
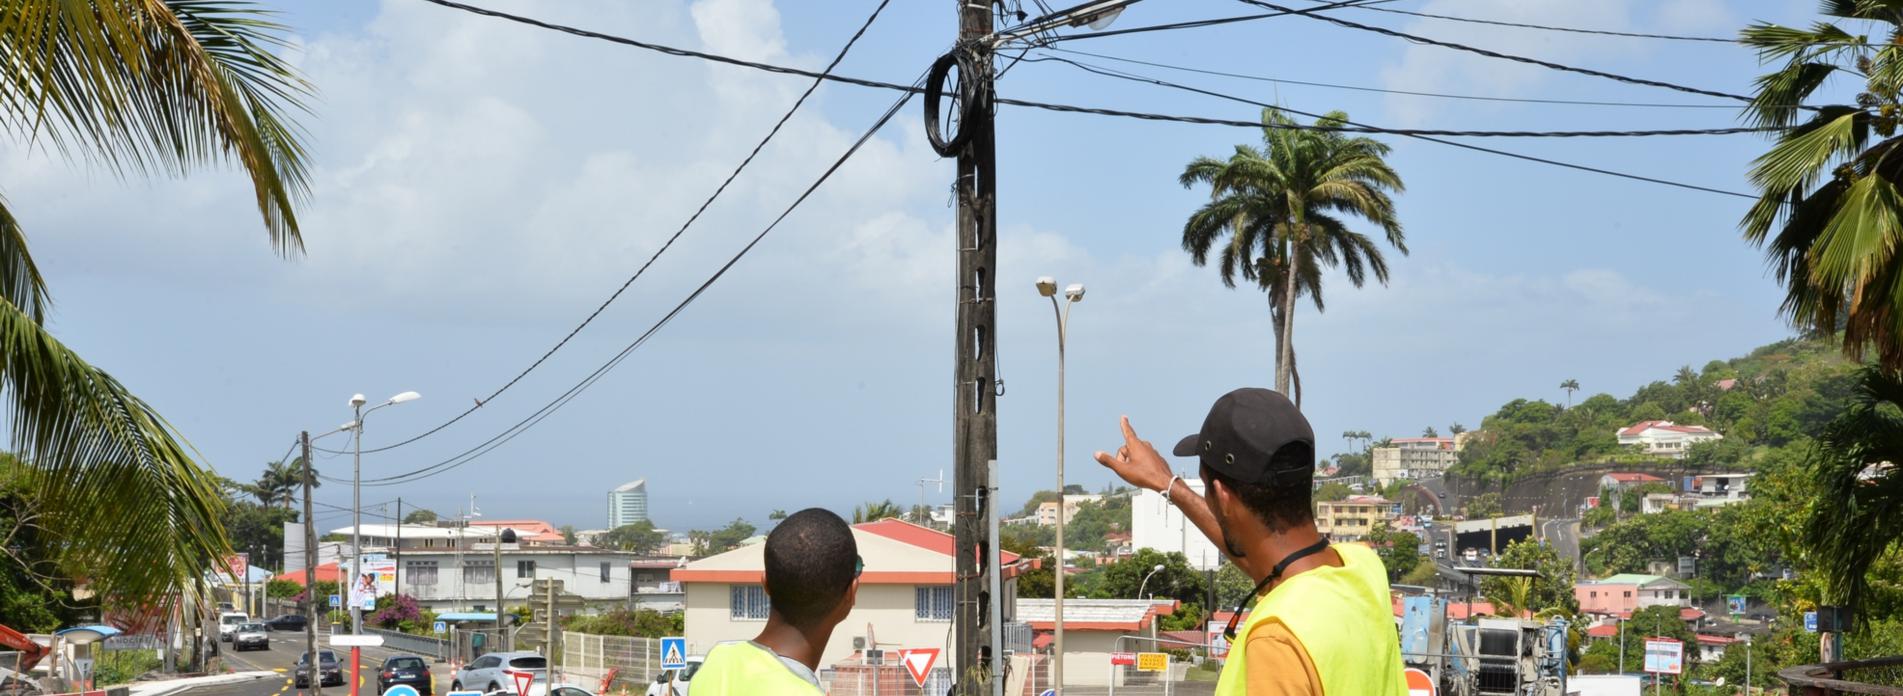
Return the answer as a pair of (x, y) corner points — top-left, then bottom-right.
(1741, 5), (1903, 371)
(1485, 576), (1536, 618)
(1804, 366), (1903, 618)
(1, 2), (313, 609)
(853, 499), (905, 523)
(251, 458), (314, 510)
(1180, 108), (1406, 403)
(1559, 379), (1580, 408)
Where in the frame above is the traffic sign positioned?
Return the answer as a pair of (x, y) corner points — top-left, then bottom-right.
(1805, 611), (1818, 632)
(1039, 691), (1055, 696)
(1136, 652), (1168, 673)
(864, 648), (884, 666)
(899, 648), (940, 688)
(329, 634), (385, 647)
(660, 637), (687, 670)
(1110, 652), (1136, 666)
(1403, 667), (1435, 696)
(512, 670), (533, 695)
(384, 685), (420, 696)
(432, 620), (447, 634)
(329, 593), (342, 608)
(1643, 638), (1684, 675)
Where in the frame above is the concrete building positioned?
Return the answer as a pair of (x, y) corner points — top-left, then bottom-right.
(1599, 472), (1667, 491)
(277, 533), (641, 613)
(608, 479), (649, 529)
(1617, 421), (1723, 459)
(671, 518), (1025, 672)
(629, 557), (686, 612)
(1315, 495), (1395, 541)
(1034, 494), (1102, 526)
(1015, 599), (1176, 686)
(1132, 479), (1224, 571)
(1692, 473), (1752, 502)
(465, 519), (566, 546)
(1371, 437), (1461, 485)
(1574, 574), (1692, 616)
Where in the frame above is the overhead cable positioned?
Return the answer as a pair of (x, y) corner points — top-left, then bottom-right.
(1041, 56), (1757, 199)
(1042, 47), (1765, 109)
(1233, 0), (1764, 105)
(1352, 6), (1740, 43)
(1021, 0), (1396, 45)
(354, 85), (923, 487)
(349, 0), (895, 455)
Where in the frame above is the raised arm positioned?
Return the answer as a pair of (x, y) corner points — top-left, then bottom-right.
(1094, 416), (1236, 565)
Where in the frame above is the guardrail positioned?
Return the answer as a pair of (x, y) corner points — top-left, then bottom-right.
(361, 629), (448, 661)
(1780, 655), (1903, 695)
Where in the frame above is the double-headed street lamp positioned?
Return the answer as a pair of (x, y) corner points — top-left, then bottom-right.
(345, 390), (420, 636)
(1037, 276), (1083, 692)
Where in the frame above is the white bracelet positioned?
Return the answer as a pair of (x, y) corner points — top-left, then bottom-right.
(1162, 475), (1183, 505)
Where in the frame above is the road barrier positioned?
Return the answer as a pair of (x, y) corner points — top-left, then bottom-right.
(362, 629), (448, 661)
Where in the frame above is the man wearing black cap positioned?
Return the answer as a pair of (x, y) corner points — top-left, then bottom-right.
(1095, 387), (1404, 695)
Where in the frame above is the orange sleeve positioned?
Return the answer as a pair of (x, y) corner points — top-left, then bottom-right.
(1245, 620), (1325, 696)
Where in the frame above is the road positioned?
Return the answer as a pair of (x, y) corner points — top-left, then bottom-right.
(208, 629), (454, 696)
(1541, 517), (1582, 571)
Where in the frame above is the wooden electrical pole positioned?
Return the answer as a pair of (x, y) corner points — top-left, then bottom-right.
(951, 1), (999, 692)
(302, 431), (321, 696)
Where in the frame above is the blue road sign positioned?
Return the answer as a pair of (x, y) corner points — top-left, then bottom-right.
(328, 594), (342, 608)
(433, 621), (447, 634)
(660, 637), (688, 670)
(1805, 611), (1818, 632)
(384, 685), (420, 696)
(1040, 690), (1056, 696)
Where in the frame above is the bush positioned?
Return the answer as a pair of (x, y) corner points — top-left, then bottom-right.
(369, 595), (440, 635)
(94, 650), (160, 685)
(561, 609), (682, 638)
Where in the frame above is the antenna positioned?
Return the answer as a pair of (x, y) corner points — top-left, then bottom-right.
(916, 469), (947, 526)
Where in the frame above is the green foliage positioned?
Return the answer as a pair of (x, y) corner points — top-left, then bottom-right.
(1582, 503), (1789, 592)
(1065, 496), (1133, 554)
(690, 518), (756, 556)
(1581, 504), (1616, 529)
(562, 609), (683, 638)
(403, 508), (438, 524)
(223, 497), (296, 572)
(1016, 552), (1055, 599)
(1091, 549), (1206, 605)
(0, 459), (87, 632)
(1466, 492), (1502, 518)
(852, 499), (904, 523)
(1800, 366), (1903, 617)
(1314, 481), (1352, 502)
(1368, 523), (1422, 582)
(999, 523), (1052, 557)
(1576, 639), (1619, 675)
(266, 578), (303, 599)
(1331, 452), (1370, 478)
(1399, 561), (1440, 587)
(558, 525), (577, 546)
(94, 648), (160, 685)
(599, 521), (665, 555)
(1015, 490), (1061, 518)
(1482, 539), (1577, 615)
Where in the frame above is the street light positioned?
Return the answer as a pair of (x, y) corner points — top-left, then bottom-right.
(346, 390), (421, 637)
(1137, 564), (1166, 600)
(1038, 276), (1083, 692)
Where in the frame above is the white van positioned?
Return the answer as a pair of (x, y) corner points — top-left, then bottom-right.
(218, 612), (249, 641)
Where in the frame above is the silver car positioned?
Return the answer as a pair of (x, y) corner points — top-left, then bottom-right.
(451, 652), (547, 694)
(232, 623), (269, 651)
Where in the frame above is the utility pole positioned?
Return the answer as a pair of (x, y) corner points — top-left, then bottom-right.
(302, 431), (321, 696)
(950, 0), (999, 691)
(395, 498), (403, 593)
(495, 529), (507, 651)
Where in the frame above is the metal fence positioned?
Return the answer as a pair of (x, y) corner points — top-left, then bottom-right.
(817, 664), (952, 696)
(364, 628), (448, 661)
(557, 632), (663, 694)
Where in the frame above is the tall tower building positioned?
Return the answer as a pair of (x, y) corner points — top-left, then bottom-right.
(608, 479), (648, 528)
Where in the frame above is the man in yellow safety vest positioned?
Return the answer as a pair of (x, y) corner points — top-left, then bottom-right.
(1096, 388), (1406, 695)
(692, 508), (862, 695)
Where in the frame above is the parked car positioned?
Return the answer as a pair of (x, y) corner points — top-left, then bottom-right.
(643, 656), (704, 696)
(378, 655), (434, 696)
(266, 615), (308, 632)
(217, 612), (249, 641)
(232, 623), (270, 652)
(452, 652), (546, 693)
(296, 650), (345, 688)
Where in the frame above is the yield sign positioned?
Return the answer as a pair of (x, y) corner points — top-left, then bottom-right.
(512, 670), (534, 695)
(899, 648), (940, 688)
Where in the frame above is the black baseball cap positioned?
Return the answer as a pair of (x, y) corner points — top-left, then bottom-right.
(1172, 388), (1315, 484)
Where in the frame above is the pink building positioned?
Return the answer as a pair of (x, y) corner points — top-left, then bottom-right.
(1575, 573), (1693, 617)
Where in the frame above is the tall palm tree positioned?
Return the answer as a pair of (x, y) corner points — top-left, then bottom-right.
(1741, 3), (1903, 371)
(1804, 366), (1903, 618)
(1180, 108), (1406, 403)
(251, 458), (316, 510)
(1559, 379), (1580, 408)
(1, 1), (313, 609)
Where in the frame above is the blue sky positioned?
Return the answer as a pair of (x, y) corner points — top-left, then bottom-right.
(1, 0), (1833, 533)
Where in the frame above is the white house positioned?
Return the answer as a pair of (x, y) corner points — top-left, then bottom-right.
(1132, 480), (1223, 571)
(1616, 421), (1723, 459)
(671, 518), (1025, 677)
(1015, 599), (1177, 687)
(393, 544), (641, 613)
(1692, 473), (1752, 501)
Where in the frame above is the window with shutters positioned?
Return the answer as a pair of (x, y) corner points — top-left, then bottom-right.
(517, 560), (536, 577)
(916, 586), (953, 622)
(730, 585), (770, 620)
(464, 560), (495, 586)
(406, 561), (438, 587)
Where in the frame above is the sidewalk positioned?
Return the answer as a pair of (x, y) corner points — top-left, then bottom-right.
(123, 671), (279, 696)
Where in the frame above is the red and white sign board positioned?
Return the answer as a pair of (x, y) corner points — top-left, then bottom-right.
(899, 648), (940, 688)
(1403, 667), (1435, 696)
(512, 671), (534, 695)
(1110, 652), (1137, 666)
(1643, 638), (1684, 675)
(222, 553), (249, 583)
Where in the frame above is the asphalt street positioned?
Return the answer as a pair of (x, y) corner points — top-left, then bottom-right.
(1540, 517), (1582, 571)
(209, 630), (453, 696)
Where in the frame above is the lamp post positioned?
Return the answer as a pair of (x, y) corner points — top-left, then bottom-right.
(1136, 564), (1166, 601)
(346, 390), (420, 636)
(1037, 276), (1083, 692)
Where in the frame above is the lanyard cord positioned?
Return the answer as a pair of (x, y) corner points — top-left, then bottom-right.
(1222, 538), (1332, 640)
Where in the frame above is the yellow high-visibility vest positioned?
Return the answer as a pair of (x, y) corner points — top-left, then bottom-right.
(689, 641), (822, 696)
(1215, 543), (1407, 695)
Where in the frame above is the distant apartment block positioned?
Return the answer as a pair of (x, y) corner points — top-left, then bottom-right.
(1132, 480), (1223, 570)
(1034, 494), (1102, 526)
(608, 478), (649, 528)
(1315, 495), (1395, 541)
(1616, 420), (1722, 459)
(1371, 437), (1462, 485)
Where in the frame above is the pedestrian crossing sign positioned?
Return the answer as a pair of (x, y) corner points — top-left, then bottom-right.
(661, 637), (687, 670)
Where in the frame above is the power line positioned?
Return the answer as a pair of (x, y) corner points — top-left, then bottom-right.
(1351, 6), (1740, 43)
(353, 84), (924, 488)
(1040, 47), (1761, 109)
(350, 0), (897, 455)
(1010, 0), (1395, 45)
(1232, 0), (1764, 105)
(1040, 55), (1756, 199)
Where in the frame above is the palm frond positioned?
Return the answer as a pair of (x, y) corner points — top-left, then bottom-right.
(1803, 366), (1903, 619)
(0, 196), (47, 324)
